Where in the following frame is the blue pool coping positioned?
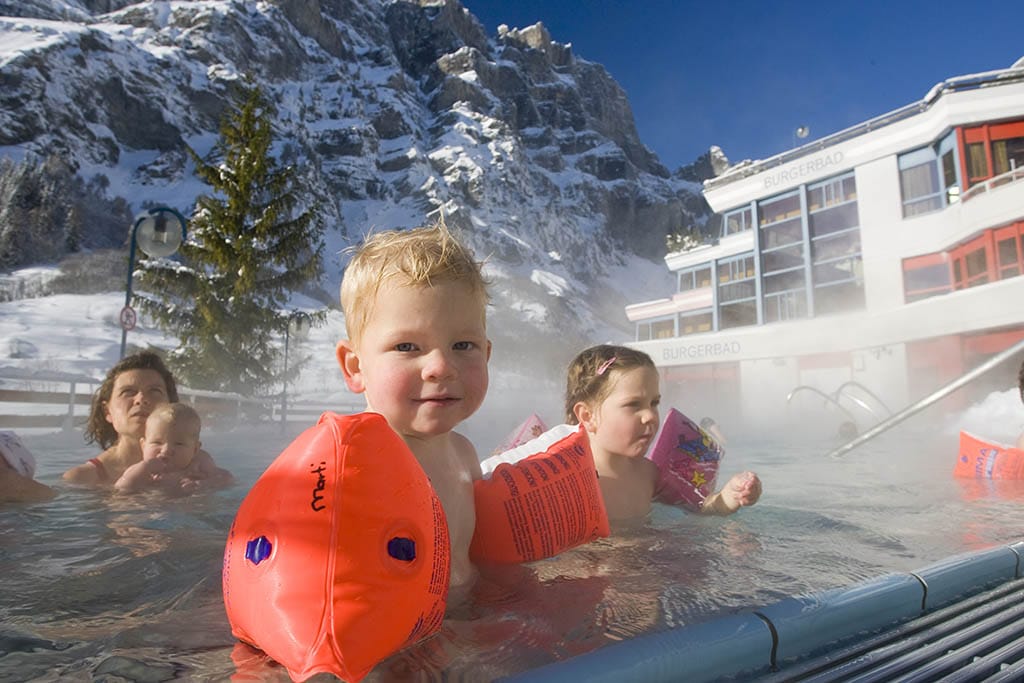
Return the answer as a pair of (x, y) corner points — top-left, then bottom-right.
(504, 541), (1024, 682)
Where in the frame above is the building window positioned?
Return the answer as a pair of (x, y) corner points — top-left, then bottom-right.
(678, 264), (712, 293)
(899, 146), (944, 217)
(903, 253), (952, 303)
(992, 136), (1024, 176)
(678, 310), (713, 336)
(995, 222), (1024, 279)
(965, 143), (988, 182)
(962, 118), (1024, 187)
(636, 316), (676, 341)
(808, 172), (864, 315)
(951, 235), (992, 290)
(759, 190), (807, 323)
(717, 252), (756, 329)
(723, 206), (753, 236)
(939, 131), (961, 204)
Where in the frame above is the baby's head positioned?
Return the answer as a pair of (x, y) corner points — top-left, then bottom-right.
(141, 403), (202, 470)
(565, 344), (657, 424)
(340, 219), (490, 346)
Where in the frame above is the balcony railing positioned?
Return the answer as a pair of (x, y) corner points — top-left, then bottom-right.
(961, 166), (1024, 202)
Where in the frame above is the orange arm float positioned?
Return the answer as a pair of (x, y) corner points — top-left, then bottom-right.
(223, 412), (450, 683)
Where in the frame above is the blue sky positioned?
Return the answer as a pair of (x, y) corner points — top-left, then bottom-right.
(462, 0), (1024, 170)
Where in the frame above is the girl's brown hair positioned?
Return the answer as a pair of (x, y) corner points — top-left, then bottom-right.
(564, 344), (656, 424)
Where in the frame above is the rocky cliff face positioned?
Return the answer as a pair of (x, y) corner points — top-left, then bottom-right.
(0, 0), (711, 357)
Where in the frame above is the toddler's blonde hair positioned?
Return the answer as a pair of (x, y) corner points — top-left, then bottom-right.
(340, 218), (489, 343)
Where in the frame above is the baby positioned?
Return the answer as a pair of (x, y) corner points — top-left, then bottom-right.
(335, 220), (490, 587)
(566, 344), (761, 521)
(115, 403), (232, 495)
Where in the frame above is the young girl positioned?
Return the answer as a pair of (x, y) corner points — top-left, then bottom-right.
(565, 344), (761, 521)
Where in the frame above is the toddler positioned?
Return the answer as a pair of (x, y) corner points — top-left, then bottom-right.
(115, 403), (233, 495)
(566, 344), (761, 521)
(336, 220), (490, 587)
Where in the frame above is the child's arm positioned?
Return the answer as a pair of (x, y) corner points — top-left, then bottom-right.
(699, 471), (762, 516)
(115, 460), (163, 493)
(185, 451), (234, 490)
(1016, 432), (1024, 450)
(0, 467), (56, 503)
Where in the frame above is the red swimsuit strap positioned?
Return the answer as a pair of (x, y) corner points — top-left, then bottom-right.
(87, 457), (110, 483)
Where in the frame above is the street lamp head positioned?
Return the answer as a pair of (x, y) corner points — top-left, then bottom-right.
(121, 206), (188, 358)
(135, 208), (186, 258)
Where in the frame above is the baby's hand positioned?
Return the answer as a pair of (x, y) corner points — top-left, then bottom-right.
(720, 471), (762, 512)
(145, 459), (170, 480)
(178, 477), (201, 494)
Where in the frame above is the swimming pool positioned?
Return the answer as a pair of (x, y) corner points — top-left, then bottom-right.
(3, 418), (1023, 681)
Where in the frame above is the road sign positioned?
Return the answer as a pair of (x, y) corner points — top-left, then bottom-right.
(119, 305), (137, 331)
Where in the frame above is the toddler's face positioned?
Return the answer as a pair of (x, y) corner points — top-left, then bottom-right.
(341, 280), (490, 441)
(589, 366), (661, 459)
(141, 418), (199, 471)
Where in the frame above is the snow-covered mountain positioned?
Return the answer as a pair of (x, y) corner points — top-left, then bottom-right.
(0, 0), (720, 379)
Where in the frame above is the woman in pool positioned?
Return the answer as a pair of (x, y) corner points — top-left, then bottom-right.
(565, 344), (761, 521)
(64, 352), (192, 487)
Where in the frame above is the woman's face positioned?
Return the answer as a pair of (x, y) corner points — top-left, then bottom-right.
(105, 369), (170, 441)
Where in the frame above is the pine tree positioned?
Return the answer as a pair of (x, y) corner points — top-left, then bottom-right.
(135, 82), (325, 396)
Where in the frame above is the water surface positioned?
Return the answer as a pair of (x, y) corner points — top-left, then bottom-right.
(2, 424), (1022, 681)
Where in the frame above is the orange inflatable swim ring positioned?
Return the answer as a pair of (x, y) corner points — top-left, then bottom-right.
(955, 431), (1024, 479)
(223, 412), (450, 682)
(471, 423), (609, 564)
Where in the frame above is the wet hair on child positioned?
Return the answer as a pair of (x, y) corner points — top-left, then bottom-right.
(340, 217), (490, 344)
(564, 344), (656, 424)
(147, 402), (202, 440)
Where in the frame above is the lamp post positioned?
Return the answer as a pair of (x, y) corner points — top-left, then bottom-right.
(120, 207), (187, 359)
(280, 312), (310, 431)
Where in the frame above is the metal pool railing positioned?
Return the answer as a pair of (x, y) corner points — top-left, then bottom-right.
(828, 337), (1024, 459)
(504, 542), (1024, 682)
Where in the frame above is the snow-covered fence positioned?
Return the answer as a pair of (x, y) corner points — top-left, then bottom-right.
(0, 367), (278, 432)
(0, 367), (97, 430)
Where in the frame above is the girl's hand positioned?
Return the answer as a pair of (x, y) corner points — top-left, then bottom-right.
(722, 471), (762, 510)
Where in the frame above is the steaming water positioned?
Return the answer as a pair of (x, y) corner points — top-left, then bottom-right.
(3, 422), (1024, 681)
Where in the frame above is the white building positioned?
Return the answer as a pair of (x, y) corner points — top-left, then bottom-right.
(626, 61), (1024, 431)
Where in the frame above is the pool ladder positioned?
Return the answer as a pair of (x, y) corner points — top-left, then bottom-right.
(786, 381), (893, 428)
(827, 336), (1024, 458)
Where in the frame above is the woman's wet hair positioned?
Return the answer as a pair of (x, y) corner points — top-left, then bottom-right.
(85, 351), (178, 448)
(564, 344), (655, 424)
